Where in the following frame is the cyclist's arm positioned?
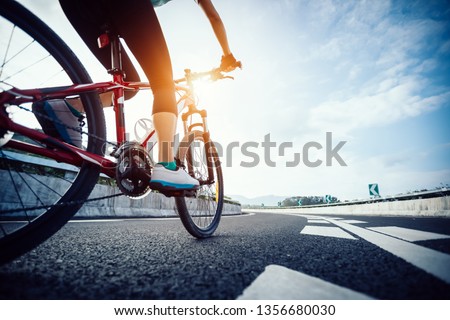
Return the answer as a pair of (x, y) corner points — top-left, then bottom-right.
(197, 0), (231, 56)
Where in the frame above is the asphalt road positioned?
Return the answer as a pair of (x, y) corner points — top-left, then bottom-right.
(1, 211), (449, 299)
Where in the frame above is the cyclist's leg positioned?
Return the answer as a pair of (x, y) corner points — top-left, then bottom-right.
(107, 0), (198, 190)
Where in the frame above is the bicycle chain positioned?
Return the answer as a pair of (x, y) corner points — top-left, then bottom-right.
(1, 102), (125, 215)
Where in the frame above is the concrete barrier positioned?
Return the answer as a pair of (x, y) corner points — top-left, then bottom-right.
(0, 171), (241, 218)
(245, 196), (450, 217)
(79, 182), (242, 218)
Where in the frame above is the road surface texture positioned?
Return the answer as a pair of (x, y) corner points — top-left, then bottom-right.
(1, 212), (449, 299)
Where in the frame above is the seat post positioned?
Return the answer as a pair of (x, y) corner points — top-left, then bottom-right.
(110, 35), (123, 76)
(111, 35), (127, 144)
(97, 31), (127, 144)
(97, 30), (125, 77)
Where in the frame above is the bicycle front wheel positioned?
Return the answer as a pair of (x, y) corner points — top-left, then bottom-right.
(175, 130), (224, 238)
(0, 0), (106, 264)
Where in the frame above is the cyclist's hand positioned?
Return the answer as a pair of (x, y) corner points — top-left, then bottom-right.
(220, 53), (242, 72)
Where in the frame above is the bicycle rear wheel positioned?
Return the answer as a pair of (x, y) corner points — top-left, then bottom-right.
(0, 0), (106, 264)
(175, 130), (223, 238)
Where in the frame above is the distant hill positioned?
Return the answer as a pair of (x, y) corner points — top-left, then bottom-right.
(228, 194), (288, 206)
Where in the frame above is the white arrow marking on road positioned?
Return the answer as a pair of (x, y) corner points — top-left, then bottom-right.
(237, 264), (373, 300)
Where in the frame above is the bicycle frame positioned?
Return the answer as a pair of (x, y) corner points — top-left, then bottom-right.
(0, 32), (209, 180)
(0, 0), (233, 256)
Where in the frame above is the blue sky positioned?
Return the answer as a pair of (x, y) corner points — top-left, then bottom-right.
(17, 0), (450, 201)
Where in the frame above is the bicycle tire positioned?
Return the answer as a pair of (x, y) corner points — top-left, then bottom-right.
(0, 0), (106, 264)
(175, 130), (223, 238)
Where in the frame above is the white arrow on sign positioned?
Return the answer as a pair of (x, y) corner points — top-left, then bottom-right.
(369, 184), (379, 196)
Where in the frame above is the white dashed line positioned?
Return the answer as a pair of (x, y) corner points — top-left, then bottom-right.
(301, 226), (357, 240)
(238, 265), (373, 300)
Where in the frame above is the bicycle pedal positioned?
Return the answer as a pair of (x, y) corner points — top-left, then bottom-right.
(150, 183), (198, 198)
(160, 189), (197, 198)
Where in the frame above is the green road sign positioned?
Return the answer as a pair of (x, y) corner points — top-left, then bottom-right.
(369, 183), (380, 197)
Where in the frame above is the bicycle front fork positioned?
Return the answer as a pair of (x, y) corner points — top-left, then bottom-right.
(181, 104), (215, 185)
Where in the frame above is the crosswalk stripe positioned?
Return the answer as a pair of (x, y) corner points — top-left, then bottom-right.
(237, 264), (373, 300)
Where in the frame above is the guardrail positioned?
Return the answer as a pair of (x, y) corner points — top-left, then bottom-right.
(242, 189), (450, 217)
(246, 189), (450, 210)
(245, 194), (450, 218)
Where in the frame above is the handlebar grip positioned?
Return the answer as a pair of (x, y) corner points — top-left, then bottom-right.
(174, 63), (241, 83)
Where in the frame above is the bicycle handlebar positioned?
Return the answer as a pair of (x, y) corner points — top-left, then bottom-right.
(174, 61), (242, 84)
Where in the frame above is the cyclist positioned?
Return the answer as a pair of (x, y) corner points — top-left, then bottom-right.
(46, 0), (240, 192)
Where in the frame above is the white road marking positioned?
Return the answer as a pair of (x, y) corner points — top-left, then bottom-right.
(339, 219), (368, 224)
(307, 219), (330, 224)
(223, 212), (256, 218)
(326, 218), (450, 284)
(237, 264), (373, 300)
(69, 219), (125, 223)
(368, 226), (450, 242)
(69, 217), (178, 223)
(301, 226), (357, 240)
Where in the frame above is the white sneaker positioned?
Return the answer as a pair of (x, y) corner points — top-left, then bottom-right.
(150, 164), (199, 191)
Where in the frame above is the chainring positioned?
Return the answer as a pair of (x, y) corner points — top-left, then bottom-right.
(116, 142), (152, 199)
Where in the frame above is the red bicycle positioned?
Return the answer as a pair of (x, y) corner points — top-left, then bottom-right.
(0, 0), (239, 264)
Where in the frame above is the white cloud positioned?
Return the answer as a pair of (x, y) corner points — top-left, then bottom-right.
(284, 0), (449, 139)
(308, 77), (448, 134)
